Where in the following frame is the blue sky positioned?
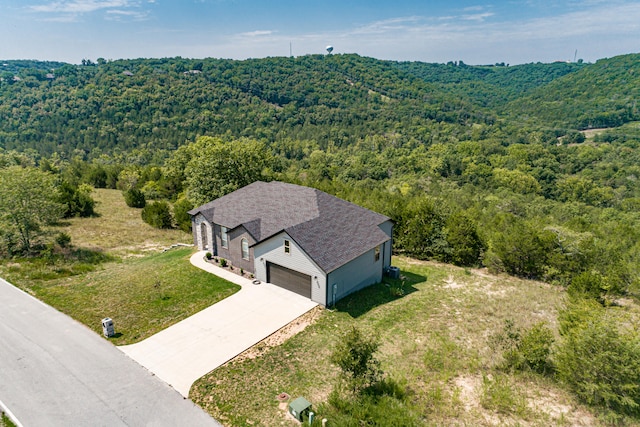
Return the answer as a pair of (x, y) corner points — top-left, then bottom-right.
(1, 0), (639, 65)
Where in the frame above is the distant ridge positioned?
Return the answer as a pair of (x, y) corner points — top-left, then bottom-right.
(1, 53), (638, 158)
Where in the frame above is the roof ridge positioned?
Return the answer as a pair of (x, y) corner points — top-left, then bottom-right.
(190, 181), (391, 272)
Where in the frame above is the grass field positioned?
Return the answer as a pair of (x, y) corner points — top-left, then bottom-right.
(191, 258), (605, 426)
(63, 188), (192, 257)
(0, 189), (239, 345)
(1, 188), (637, 425)
(28, 248), (239, 345)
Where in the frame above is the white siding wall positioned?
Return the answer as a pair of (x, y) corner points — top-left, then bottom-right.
(253, 232), (327, 306)
(193, 214), (214, 252)
(326, 243), (387, 306)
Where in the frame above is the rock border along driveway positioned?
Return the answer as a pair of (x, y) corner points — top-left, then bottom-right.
(119, 251), (318, 397)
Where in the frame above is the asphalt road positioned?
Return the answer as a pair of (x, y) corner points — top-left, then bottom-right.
(0, 277), (221, 427)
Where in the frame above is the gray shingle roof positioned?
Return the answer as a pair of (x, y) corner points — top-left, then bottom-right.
(189, 181), (391, 273)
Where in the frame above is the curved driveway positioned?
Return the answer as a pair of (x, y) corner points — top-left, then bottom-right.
(119, 251), (318, 397)
(0, 277), (220, 427)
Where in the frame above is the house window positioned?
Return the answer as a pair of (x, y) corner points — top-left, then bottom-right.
(241, 238), (249, 260)
(221, 226), (228, 248)
(374, 245), (381, 262)
(284, 239), (291, 254)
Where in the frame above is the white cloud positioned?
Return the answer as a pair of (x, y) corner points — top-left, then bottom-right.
(326, 1), (640, 63)
(349, 16), (422, 35)
(106, 8), (149, 21)
(462, 12), (494, 22)
(38, 14), (80, 22)
(239, 30), (274, 37)
(28, 0), (152, 22)
(30, 0), (131, 13)
(463, 6), (486, 12)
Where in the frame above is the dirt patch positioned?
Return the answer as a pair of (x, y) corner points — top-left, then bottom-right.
(581, 127), (611, 139)
(481, 283), (509, 298)
(470, 268), (498, 281)
(453, 374), (598, 426)
(453, 374), (481, 412)
(528, 390), (597, 426)
(224, 306), (324, 365)
(443, 275), (464, 290)
(116, 243), (167, 257)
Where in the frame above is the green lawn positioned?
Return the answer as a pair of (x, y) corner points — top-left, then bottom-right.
(26, 248), (239, 345)
(1, 413), (17, 427)
(191, 257), (603, 426)
(0, 189), (239, 345)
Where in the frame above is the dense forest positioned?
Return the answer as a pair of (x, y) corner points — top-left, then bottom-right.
(2, 54), (640, 290)
(2, 53), (640, 420)
(0, 54), (592, 157)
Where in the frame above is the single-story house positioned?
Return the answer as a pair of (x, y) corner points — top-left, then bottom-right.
(188, 181), (393, 306)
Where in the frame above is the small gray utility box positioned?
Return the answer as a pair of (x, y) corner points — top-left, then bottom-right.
(288, 397), (312, 422)
(102, 317), (115, 338)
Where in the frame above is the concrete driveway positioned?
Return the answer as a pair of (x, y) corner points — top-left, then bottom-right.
(0, 277), (220, 427)
(119, 251), (318, 397)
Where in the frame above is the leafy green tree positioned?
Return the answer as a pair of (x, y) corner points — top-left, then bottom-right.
(331, 327), (382, 394)
(556, 300), (640, 415)
(0, 166), (64, 254)
(444, 211), (485, 266)
(486, 216), (552, 278)
(141, 201), (173, 229)
(567, 271), (606, 302)
(57, 181), (95, 218)
(398, 197), (449, 261)
(491, 320), (554, 374)
(543, 226), (594, 285)
(84, 164), (108, 188)
(556, 176), (615, 207)
(141, 181), (165, 200)
(181, 136), (272, 205)
(124, 188), (146, 208)
(173, 197), (194, 233)
(116, 168), (141, 192)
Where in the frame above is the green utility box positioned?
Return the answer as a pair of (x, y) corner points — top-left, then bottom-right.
(288, 397), (312, 422)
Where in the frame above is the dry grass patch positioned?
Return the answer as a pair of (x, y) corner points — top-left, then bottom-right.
(62, 188), (191, 257)
(231, 306), (325, 364)
(191, 256), (603, 426)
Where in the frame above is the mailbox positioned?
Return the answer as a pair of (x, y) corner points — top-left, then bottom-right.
(102, 317), (115, 338)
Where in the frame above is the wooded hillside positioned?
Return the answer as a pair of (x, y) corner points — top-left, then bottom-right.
(2, 54), (640, 422)
(0, 54), (600, 157)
